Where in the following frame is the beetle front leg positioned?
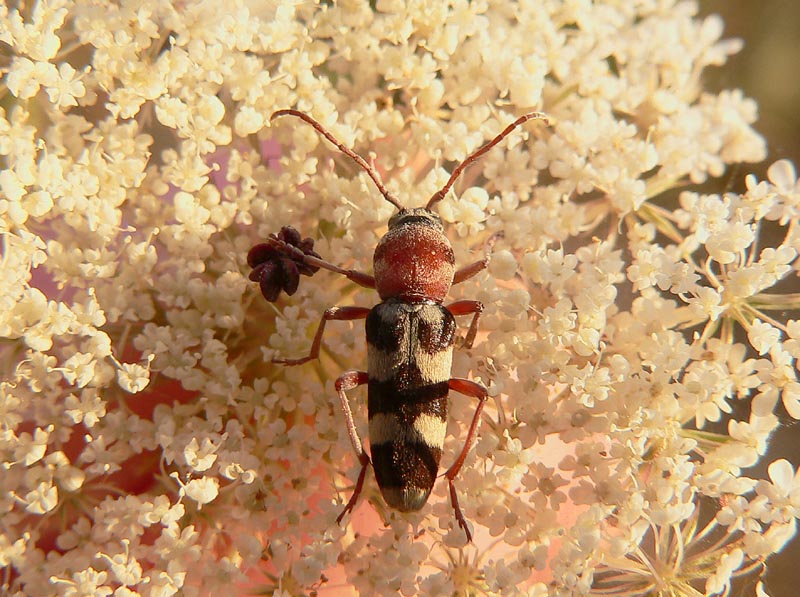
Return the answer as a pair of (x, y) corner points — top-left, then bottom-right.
(273, 306), (370, 365)
(334, 370), (371, 523)
(444, 377), (489, 542)
(265, 233), (377, 290)
(301, 253), (377, 289)
(446, 299), (484, 349)
(452, 232), (503, 285)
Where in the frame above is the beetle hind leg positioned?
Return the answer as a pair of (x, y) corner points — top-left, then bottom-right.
(333, 370), (371, 523)
(443, 377), (489, 542)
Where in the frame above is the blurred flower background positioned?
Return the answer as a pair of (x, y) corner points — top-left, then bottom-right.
(704, 1), (800, 595)
(2, 1), (799, 596)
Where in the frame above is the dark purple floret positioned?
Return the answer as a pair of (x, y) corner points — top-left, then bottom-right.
(248, 226), (322, 302)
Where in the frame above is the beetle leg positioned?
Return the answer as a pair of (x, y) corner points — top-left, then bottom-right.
(443, 377), (489, 542)
(334, 370), (371, 523)
(263, 233), (377, 290)
(273, 306), (370, 365)
(302, 253), (376, 289)
(446, 299), (484, 349)
(452, 232), (503, 285)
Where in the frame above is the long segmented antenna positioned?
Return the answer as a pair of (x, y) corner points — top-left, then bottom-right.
(271, 109), (549, 213)
(271, 110), (405, 211)
(426, 111), (549, 210)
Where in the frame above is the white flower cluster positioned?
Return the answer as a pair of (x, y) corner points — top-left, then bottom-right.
(1, 1), (797, 596)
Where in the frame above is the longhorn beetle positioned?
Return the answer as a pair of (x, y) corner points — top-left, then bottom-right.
(255, 108), (548, 541)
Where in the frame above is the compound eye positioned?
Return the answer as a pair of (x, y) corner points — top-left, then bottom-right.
(387, 210), (405, 229)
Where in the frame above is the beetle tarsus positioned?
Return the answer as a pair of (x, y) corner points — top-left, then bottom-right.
(337, 451), (371, 524)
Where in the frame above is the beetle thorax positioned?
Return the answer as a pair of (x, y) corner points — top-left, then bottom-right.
(373, 208), (455, 303)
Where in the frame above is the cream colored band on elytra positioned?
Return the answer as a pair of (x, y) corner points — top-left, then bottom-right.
(369, 412), (447, 448)
(367, 346), (453, 383)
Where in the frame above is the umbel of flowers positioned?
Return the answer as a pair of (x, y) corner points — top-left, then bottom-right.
(1, 1), (798, 596)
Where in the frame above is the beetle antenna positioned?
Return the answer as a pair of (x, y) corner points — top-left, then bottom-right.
(426, 111), (549, 210)
(271, 109), (406, 211)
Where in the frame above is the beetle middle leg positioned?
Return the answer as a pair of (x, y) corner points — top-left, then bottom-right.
(334, 370), (371, 523)
(446, 299), (484, 349)
(273, 306), (370, 365)
(443, 377), (489, 542)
